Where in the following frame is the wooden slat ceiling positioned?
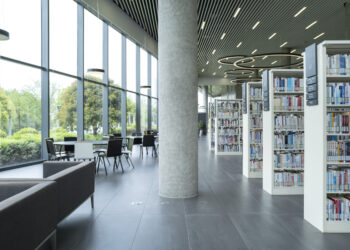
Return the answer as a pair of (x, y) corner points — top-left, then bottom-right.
(112, 0), (348, 78)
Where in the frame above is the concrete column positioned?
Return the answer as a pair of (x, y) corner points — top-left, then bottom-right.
(159, 0), (198, 198)
(345, 3), (350, 39)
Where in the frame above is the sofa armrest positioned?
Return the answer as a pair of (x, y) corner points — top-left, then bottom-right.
(43, 161), (83, 178)
(0, 180), (57, 250)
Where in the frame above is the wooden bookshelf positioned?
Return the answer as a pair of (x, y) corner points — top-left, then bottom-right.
(304, 40), (350, 233)
(215, 99), (242, 155)
(243, 82), (263, 178)
(263, 69), (304, 195)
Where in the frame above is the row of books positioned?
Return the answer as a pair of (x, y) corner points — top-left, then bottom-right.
(250, 160), (262, 170)
(274, 96), (304, 112)
(274, 132), (304, 150)
(327, 169), (350, 192)
(326, 82), (350, 105)
(250, 116), (263, 128)
(218, 135), (240, 144)
(327, 112), (350, 134)
(274, 77), (304, 93)
(217, 144), (240, 152)
(218, 128), (240, 136)
(218, 119), (240, 127)
(274, 153), (304, 169)
(250, 131), (262, 144)
(250, 145), (262, 159)
(217, 111), (240, 119)
(327, 135), (350, 161)
(250, 103), (263, 113)
(327, 54), (350, 75)
(274, 172), (304, 187)
(250, 87), (262, 100)
(217, 102), (240, 110)
(274, 114), (304, 130)
(326, 196), (350, 221)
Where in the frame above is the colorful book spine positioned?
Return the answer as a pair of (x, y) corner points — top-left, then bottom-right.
(326, 82), (350, 105)
(274, 153), (304, 169)
(327, 54), (350, 76)
(274, 172), (304, 187)
(327, 168), (350, 192)
(326, 196), (350, 221)
(250, 131), (262, 143)
(250, 87), (262, 100)
(250, 160), (262, 170)
(250, 116), (263, 128)
(274, 132), (304, 150)
(274, 115), (304, 130)
(274, 96), (304, 112)
(274, 77), (304, 92)
(250, 145), (263, 159)
(327, 112), (350, 134)
(327, 135), (350, 161)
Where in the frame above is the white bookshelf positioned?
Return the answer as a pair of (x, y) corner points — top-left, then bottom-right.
(263, 69), (304, 195)
(215, 99), (242, 155)
(243, 82), (263, 178)
(304, 40), (350, 233)
(208, 101), (216, 150)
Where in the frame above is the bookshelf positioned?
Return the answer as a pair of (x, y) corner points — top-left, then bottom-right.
(208, 101), (216, 150)
(304, 40), (350, 233)
(263, 69), (304, 195)
(215, 99), (242, 155)
(243, 82), (263, 178)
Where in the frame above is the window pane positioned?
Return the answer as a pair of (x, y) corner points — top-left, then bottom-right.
(141, 96), (148, 133)
(152, 99), (158, 130)
(84, 80), (103, 140)
(151, 56), (158, 97)
(109, 87), (122, 134)
(140, 48), (148, 95)
(50, 73), (77, 141)
(126, 39), (136, 91)
(84, 10), (103, 81)
(126, 92), (136, 135)
(0, 60), (41, 167)
(0, 0), (41, 65)
(108, 27), (122, 87)
(50, 0), (77, 75)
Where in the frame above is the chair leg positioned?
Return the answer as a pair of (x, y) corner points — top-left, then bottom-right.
(125, 155), (131, 167)
(113, 157), (117, 171)
(129, 155), (135, 169)
(50, 230), (57, 250)
(97, 156), (101, 173)
(90, 194), (94, 209)
(119, 156), (124, 173)
(102, 157), (107, 176)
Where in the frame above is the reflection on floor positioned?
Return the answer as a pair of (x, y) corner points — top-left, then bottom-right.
(1, 137), (350, 250)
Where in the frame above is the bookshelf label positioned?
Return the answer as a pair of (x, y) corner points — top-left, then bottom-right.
(306, 83), (317, 92)
(242, 83), (247, 114)
(306, 92), (317, 100)
(305, 43), (318, 106)
(262, 70), (269, 111)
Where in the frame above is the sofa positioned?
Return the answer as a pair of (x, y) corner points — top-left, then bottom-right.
(0, 180), (58, 250)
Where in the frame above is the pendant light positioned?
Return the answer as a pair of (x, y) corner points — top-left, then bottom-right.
(140, 85), (151, 89)
(0, 29), (9, 40)
(0, 1), (9, 41)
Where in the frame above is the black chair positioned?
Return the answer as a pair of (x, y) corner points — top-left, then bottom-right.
(113, 133), (122, 138)
(132, 132), (143, 153)
(64, 136), (77, 158)
(141, 135), (157, 158)
(96, 139), (124, 174)
(45, 138), (68, 161)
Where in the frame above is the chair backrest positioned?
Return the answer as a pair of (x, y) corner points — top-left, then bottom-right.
(64, 136), (77, 153)
(113, 133), (122, 137)
(74, 142), (94, 160)
(143, 135), (155, 147)
(132, 132), (142, 136)
(106, 139), (123, 157)
(45, 138), (56, 156)
(127, 138), (134, 151)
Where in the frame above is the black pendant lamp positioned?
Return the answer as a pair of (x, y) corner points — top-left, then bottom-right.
(0, 29), (9, 40)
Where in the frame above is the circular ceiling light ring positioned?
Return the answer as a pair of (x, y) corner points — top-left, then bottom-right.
(230, 78), (262, 84)
(217, 55), (255, 65)
(224, 69), (255, 76)
(233, 53), (303, 69)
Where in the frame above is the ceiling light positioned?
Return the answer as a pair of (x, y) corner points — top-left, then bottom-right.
(271, 60), (278, 65)
(237, 42), (242, 48)
(220, 33), (226, 40)
(213, 72), (216, 76)
(252, 21), (260, 30)
(201, 21), (206, 30)
(262, 56), (268, 60)
(249, 75), (252, 78)
(233, 7), (241, 18)
(268, 33), (277, 40)
(306, 21), (317, 30)
(0, 29), (10, 41)
(218, 65), (222, 69)
(314, 32), (325, 40)
(259, 69), (263, 72)
(140, 85), (151, 89)
(280, 42), (288, 48)
(290, 49), (296, 53)
(206, 61), (209, 65)
(201, 68), (204, 72)
(87, 68), (105, 74)
(251, 49), (258, 54)
(294, 6), (307, 17)
(212, 49), (216, 55)
(251, 65), (255, 67)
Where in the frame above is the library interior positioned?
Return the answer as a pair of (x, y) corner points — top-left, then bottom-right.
(2, 0), (350, 249)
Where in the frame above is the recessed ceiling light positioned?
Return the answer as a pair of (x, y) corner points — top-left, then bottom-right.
(233, 7), (241, 18)
(201, 21), (206, 30)
(290, 49), (296, 53)
(224, 75), (227, 78)
(220, 33), (226, 40)
(280, 42), (288, 48)
(206, 61), (209, 65)
(237, 42), (242, 48)
(259, 69), (263, 72)
(262, 56), (268, 60)
(249, 75), (252, 78)
(252, 21), (260, 30)
(218, 65), (222, 69)
(268, 33), (277, 40)
(305, 21), (317, 30)
(201, 68), (204, 72)
(251, 49), (258, 54)
(212, 49), (216, 55)
(213, 72), (216, 76)
(314, 32), (325, 40)
(271, 60), (277, 65)
(251, 65), (255, 67)
(294, 6), (307, 17)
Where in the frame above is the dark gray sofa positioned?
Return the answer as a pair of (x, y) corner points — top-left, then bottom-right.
(0, 180), (58, 250)
(43, 161), (95, 223)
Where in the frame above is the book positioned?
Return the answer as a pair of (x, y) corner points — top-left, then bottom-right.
(274, 171), (304, 187)
(274, 114), (304, 130)
(326, 82), (350, 105)
(327, 54), (350, 76)
(274, 132), (304, 150)
(274, 77), (304, 92)
(274, 96), (304, 112)
(274, 152), (304, 169)
(327, 135), (350, 161)
(326, 196), (350, 221)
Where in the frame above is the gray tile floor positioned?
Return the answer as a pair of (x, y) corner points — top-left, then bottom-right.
(2, 137), (350, 250)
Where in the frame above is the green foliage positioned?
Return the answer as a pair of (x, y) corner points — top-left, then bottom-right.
(0, 87), (13, 132)
(199, 120), (204, 129)
(0, 129), (7, 138)
(13, 127), (39, 135)
(50, 127), (77, 141)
